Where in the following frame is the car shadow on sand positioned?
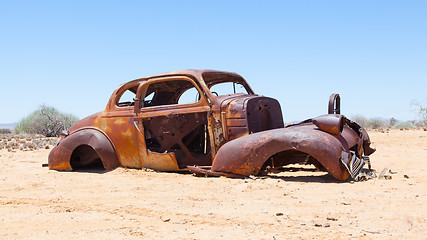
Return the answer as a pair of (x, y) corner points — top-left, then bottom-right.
(70, 164), (111, 174)
(263, 167), (342, 183)
(67, 165), (343, 183)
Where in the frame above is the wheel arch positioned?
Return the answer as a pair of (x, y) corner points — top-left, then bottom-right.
(48, 128), (120, 170)
(211, 125), (352, 181)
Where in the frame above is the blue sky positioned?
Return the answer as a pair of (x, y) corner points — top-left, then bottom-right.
(1, 1), (426, 123)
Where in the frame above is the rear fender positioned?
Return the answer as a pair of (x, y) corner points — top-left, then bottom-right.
(211, 123), (352, 180)
(48, 128), (120, 170)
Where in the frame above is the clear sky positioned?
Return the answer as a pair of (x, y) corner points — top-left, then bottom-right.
(1, 1), (426, 124)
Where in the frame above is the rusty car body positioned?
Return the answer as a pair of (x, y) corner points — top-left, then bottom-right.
(48, 69), (375, 181)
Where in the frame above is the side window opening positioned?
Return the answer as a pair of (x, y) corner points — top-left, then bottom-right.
(143, 91), (155, 107)
(141, 79), (201, 108)
(117, 89), (136, 107)
(178, 87), (199, 104)
(209, 82), (248, 96)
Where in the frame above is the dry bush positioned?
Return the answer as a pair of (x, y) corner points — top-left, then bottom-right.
(0, 129), (11, 134)
(351, 115), (418, 130)
(349, 115), (369, 128)
(367, 118), (387, 129)
(14, 105), (79, 137)
(350, 115), (387, 129)
(412, 100), (427, 127)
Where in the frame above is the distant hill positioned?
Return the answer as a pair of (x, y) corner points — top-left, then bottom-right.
(0, 123), (16, 130)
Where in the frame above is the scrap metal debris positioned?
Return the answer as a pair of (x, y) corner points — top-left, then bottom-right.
(378, 168), (392, 180)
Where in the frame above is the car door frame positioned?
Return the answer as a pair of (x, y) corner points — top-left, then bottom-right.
(132, 75), (211, 171)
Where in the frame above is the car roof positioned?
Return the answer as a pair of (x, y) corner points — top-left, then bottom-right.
(107, 69), (251, 112)
(133, 69), (242, 83)
(114, 69), (244, 94)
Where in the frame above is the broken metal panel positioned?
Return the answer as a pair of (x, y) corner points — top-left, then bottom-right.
(207, 111), (224, 157)
(142, 113), (206, 152)
(211, 122), (354, 181)
(141, 112), (211, 168)
(209, 111), (374, 181)
(144, 151), (181, 171)
(132, 119), (181, 171)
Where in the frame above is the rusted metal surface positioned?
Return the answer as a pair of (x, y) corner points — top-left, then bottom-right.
(211, 117), (371, 181)
(212, 123), (343, 180)
(312, 114), (344, 135)
(328, 93), (341, 114)
(221, 96), (284, 141)
(48, 128), (119, 170)
(49, 69), (375, 181)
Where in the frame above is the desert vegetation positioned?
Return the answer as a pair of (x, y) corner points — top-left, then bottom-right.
(0, 134), (59, 152)
(350, 112), (426, 130)
(14, 105), (79, 137)
(350, 115), (416, 130)
(0, 105), (78, 152)
(349, 99), (426, 130)
(0, 129), (11, 134)
(412, 100), (427, 127)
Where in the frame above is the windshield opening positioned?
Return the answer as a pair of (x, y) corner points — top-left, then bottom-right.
(202, 72), (253, 97)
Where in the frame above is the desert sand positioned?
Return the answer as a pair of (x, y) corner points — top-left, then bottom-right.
(0, 129), (426, 239)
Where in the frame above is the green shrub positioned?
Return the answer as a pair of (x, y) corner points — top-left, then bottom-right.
(392, 121), (416, 129)
(14, 105), (79, 137)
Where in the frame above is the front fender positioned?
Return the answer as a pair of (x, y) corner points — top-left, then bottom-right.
(48, 128), (120, 170)
(212, 123), (356, 180)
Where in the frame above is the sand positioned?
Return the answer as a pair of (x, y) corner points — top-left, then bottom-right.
(0, 129), (426, 239)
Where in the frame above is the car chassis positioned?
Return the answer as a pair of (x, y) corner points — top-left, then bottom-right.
(48, 70), (375, 181)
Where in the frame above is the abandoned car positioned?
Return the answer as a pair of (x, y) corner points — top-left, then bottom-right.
(48, 69), (375, 181)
